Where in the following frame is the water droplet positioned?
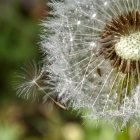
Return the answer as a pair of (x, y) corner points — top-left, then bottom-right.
(77, 20), (81, 25)
(90, 42), (96, 48)
(92, 13), (97, 18)
(104, 1), (108, 6)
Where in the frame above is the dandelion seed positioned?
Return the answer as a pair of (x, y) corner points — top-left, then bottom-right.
(15, 61), (44, 101)
(18, 0), (140, 129)
(15, 62), (49, 100)
(15, 61), (67, 109)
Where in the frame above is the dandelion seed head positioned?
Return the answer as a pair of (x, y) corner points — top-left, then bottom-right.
(39, 0), (140, 129)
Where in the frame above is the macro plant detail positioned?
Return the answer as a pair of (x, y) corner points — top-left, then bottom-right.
(100, 10), (140, 103)
(17, 0), (140, 129)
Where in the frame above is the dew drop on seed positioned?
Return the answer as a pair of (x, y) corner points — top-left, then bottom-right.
(92, 13), (97, 18)
(104, 1), (108, 6)
(77, 20), (81, 25)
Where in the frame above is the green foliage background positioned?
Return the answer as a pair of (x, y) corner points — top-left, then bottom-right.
(0, 0), (139, 140)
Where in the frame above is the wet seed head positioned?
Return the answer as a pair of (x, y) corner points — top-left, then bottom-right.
(100, 10), (140, 102)
(23, 0), (140, 129)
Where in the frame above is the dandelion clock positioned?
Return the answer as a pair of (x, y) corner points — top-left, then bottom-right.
(17, 0), (140, 129)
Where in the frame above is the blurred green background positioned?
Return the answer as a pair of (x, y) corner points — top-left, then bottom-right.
(0, 0), (140, 140)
